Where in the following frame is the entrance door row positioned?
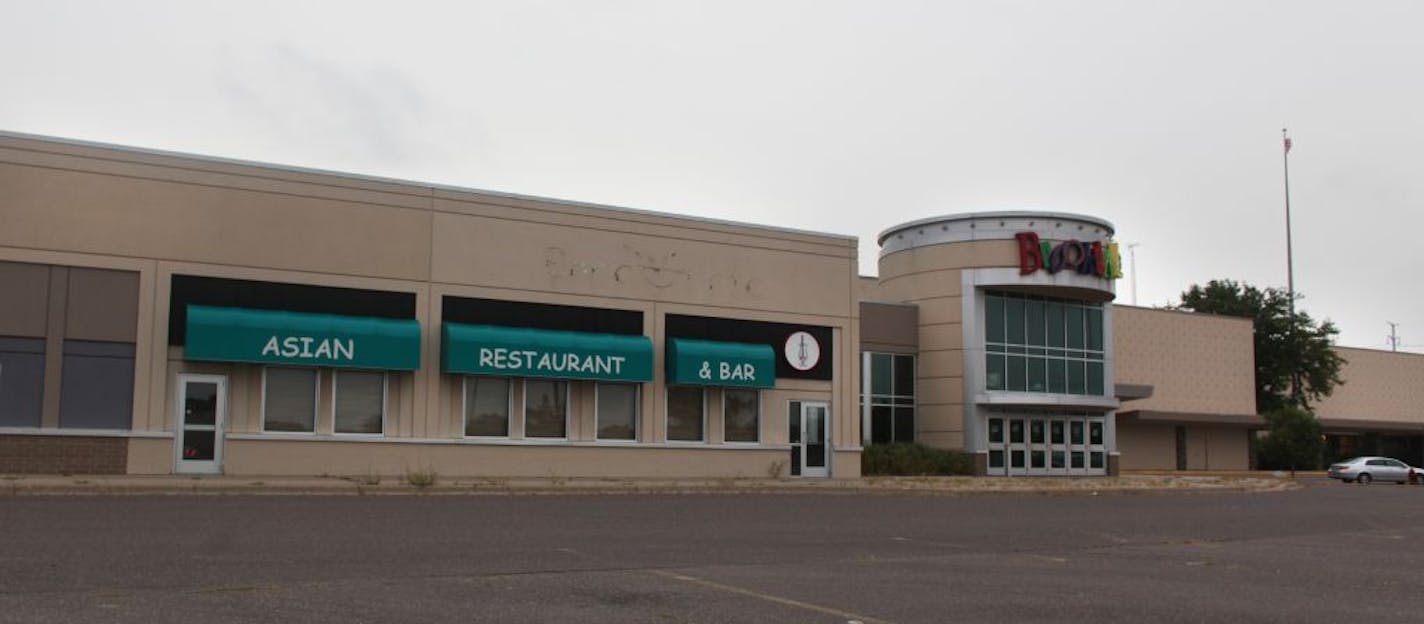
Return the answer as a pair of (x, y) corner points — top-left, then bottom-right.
(986, 413), (1108, 476)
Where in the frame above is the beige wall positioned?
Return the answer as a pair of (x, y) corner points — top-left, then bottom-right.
(1, 133), (859, 478)
(1117, 422), (1251, 471)
(221, 438), (791, 479)
(1198, 426), (1250, 470)
(1313, 347), (1424, 427)
(1113, 306), (1255, 418)
(431, 196), (852, 316)
(856, 275), (882, 302)
(1117, 422), (1176, 470)
(0, 136), (434, 282)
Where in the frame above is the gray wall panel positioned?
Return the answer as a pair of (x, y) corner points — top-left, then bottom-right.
(859, 302), (919, 350)
(66, 268), (139, 342)
(0, 261), (50, 337)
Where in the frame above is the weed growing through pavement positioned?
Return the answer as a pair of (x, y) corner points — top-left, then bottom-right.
(766, 459), (788, 479)
(405, 466), (437, 488)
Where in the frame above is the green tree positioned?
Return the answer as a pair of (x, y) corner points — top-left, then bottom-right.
(1176, 279), (1345, 413)
(1255, 406), (1324, 474)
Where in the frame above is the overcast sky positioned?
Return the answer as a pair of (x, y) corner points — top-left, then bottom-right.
(3, 1), (1421, 351)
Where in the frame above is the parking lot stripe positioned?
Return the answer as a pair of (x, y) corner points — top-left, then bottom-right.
(648, 569), (893, 624)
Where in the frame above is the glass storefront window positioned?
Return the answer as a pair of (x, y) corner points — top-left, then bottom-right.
(723, 388), (759, 443)
(596, 383), (638, 441)
(870, 405), (892, 445)
(871, 353), (893, 396)
(263, 367), (317, 433)
(465, 376), (510, 437)
(667, 386), (704, 442)
(524, 379), (567, 439)
(334, 370), (385, 434)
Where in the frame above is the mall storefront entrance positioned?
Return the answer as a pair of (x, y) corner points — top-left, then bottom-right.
(985, 412), (1109, 476)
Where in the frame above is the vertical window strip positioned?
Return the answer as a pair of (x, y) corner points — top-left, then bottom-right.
(862, 352), (917, 444)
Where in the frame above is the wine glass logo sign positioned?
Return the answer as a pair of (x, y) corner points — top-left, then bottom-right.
(784, 331), (821, 371)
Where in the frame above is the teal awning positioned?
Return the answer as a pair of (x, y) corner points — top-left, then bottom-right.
(185, 305), (420, 370)
(442, 322), (653, 382)
(666, 338), (775, 388)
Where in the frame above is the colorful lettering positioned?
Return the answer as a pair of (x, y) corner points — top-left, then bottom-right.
(1014, 232), (1118, 281)
(1016, 232), (1043, 275)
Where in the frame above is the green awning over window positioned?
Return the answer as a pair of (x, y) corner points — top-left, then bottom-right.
(185, 305), (420, 370)
(666, 338), (775, 388)
(442, 322), (653, 382)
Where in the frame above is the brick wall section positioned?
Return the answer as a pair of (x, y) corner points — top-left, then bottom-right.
(0, 436), (129, 474)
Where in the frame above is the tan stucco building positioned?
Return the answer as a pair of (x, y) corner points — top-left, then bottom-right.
(1312, 347), (1424, 462)
(1113, 306), (1257, 470)
(2, 131), (1421, 477)
(1, 132), (856, 478)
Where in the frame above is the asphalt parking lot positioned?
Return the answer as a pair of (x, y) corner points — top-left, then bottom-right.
(1, 477), (1420, 623)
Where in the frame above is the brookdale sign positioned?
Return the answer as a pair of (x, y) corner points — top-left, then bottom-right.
(1014, 232), (1123, 280)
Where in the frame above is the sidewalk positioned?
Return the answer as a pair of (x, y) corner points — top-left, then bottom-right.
(0, 472), (1301, 496)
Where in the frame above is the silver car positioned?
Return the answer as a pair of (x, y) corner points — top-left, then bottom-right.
(1327, 456), (1424, 485)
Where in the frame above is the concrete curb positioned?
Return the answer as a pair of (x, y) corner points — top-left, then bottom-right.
(1, 474), (1302, 497)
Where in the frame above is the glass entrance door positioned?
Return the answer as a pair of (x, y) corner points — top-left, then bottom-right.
(175, 374), (225, 474)
(987, 412), (1108, 476)
(790, 401), (830, 478)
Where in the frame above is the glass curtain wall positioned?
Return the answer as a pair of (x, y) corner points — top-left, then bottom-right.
(861, 352), (916, 444)
(984, 293), (1105, 396)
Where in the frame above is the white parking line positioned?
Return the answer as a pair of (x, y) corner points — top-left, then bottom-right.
(648, 569), (893, 624)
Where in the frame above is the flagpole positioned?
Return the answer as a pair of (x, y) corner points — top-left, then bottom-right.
(1283, 127), (1300, 404)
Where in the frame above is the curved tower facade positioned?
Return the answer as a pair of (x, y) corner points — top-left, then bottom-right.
(876, 211), (1121, 475)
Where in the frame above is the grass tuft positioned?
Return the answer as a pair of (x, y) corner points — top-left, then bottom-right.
(405, 466), (437, 488)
